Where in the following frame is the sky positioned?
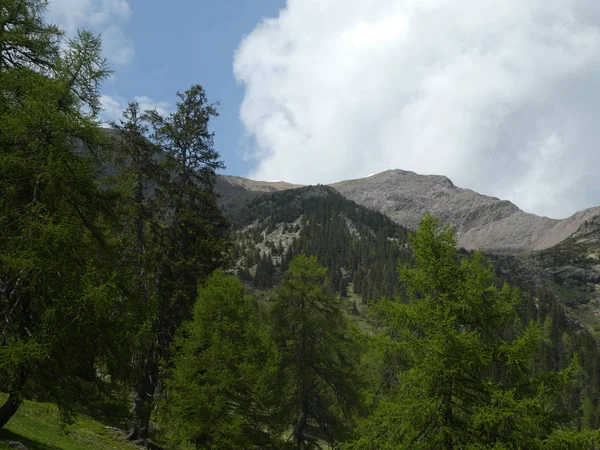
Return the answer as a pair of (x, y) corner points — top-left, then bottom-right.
(45, 0), (600, 219)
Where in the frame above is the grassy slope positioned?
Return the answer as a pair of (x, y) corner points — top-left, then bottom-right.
(0, 394), (138, 450)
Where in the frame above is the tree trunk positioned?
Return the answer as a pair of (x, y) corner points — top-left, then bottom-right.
(0, 392), (22, 429)
(127, 361), (157, 441)
(293, 410), (307, 449)
(442, 386), (454, 450)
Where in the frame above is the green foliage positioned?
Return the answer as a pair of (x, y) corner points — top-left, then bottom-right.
(159, 271), (280, 449)
(0, 0), (133, 427)
(272, 255), (361, 448)
(229, 186), (411, 302)
(345, 215), (583, 449)
(109, 87), (230, 439)
(0, 0), (61, 71)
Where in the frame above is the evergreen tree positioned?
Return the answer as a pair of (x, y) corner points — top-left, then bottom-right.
(0, 0), (130, 428)
(272, 255), (360, 448)
(160, 271), (280, 449)
(345, 215), (587, 449)
(108, 102), (170, 439)
(125, 85), (230, 440)
(0, 0), (60, 70)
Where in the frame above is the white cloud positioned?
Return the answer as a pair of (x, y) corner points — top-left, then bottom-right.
(100, 94), (172, 124)
(234, 0), (600, 218)
(99, 94), (123, 123)
(46, 0), (134, 66)
(133, 96), (172, 118)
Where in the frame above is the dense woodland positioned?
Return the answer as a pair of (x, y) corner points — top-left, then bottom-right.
(3, 1), (600, 449)
(228, 186), (411, 301)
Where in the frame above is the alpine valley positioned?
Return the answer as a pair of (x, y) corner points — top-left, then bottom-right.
(4, 2), (600, 446)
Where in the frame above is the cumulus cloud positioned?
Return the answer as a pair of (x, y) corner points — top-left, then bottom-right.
(46, 0), (134, 66)
(100, 94), (172, 124)
(234, 0), (600, 218)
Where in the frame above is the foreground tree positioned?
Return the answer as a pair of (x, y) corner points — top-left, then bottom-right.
(160, 271), (280, 449)
(272, 255), (360, 448)
(0, 0), (133, 429)
(124, 85), (230, 440)
(345, 215), (587, 449)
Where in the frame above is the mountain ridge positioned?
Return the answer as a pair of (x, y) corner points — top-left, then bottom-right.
(216, 169), (600, 253)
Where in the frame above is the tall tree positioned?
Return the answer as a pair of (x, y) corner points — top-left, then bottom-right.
(0, 0), (129, 429)
(272, 255), (360, 448)
(107, 102), (170, 440)
(345, 215), (585, 449)
(125, 85), (230, 440)
(160, 271), (280, 449)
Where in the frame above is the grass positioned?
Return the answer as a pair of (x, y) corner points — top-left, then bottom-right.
(0, 394), (139, 450)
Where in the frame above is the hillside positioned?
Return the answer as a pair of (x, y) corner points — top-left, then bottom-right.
(216, 171), (600, 329)
(220, 175), (301, 193)
(219, 184), (600, 428)
(0, 394), (138, 450)
(223, 185), (412, 303)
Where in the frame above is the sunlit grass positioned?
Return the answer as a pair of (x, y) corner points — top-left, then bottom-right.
(0, 394), (138, 450)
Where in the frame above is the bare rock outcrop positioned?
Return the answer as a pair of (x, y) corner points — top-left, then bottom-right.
(330, 170), (600, 252)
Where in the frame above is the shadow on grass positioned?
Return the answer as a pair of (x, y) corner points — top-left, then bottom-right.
(0, 428), (61, 450)
(77, 399), (131, 431)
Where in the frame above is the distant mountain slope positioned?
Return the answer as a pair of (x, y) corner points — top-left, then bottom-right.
(223, 185), (412, 303)
(215, 175), (600, 334)
(330, 170), (600, 252)
(220, 175), (302, 192)
(215, 174), (302, 219)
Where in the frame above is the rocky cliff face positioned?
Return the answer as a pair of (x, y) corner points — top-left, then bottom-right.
(330, 170), (600, 252)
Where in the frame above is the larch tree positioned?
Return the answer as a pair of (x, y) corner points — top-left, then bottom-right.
(344, 215), (588, 450)
(0, 0), (134, 429)
(160, 271), (281, 449)
(272, 255), (360, 449)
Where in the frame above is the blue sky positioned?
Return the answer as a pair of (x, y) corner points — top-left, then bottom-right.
(100, 0), (286, 177)
(46, 0), (600, 218)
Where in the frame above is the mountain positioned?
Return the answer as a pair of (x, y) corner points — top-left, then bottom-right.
(215, 170), (600, 326)
(215, 174), (302, 220)
(222, 184), (412, 303)
(217, 170), (600, 253)
(220, 174), (301, 193)
(331, 169), (600, 253)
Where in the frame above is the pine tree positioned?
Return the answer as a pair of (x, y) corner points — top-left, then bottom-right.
(272, 255), (360, 448)
(125, 85), (230, 440)
(345, 215), (586, 449)
(160, 271), (280, 449)
(0, 0), (130, 428)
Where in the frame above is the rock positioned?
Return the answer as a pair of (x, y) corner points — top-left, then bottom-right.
(546, 266), (600, 284)
(8, 441), (28, 450)
(330, 169), (600, 252)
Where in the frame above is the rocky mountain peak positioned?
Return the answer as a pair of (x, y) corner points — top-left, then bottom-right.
(330, 170), (600, 252)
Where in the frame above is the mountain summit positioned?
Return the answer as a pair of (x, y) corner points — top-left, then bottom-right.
(331, 170), (600, 252)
